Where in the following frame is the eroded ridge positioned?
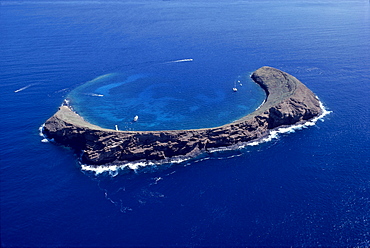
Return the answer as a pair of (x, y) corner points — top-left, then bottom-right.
(43, 66), (322, 165)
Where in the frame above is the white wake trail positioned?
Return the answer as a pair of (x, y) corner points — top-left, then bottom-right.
(14, 83), (37, 93)
(165, 58), (193, 63)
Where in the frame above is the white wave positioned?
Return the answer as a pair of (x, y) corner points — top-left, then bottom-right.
(165, 58), (193, 63)
(80, 155), (194, 175)
(80, 161), (152, 175)
(38, 124), (44, 136)
(81, 163), (123, 175)
(245, 100), (331, 147)
(38, 124), (48, 142)
(14, 83), (36, 93)
(39, 123), (55, 143)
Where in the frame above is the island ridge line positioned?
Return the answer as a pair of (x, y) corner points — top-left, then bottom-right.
(42, 66), (323, 165)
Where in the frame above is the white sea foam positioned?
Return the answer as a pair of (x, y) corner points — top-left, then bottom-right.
(244, 100), (331, 147)
(39, 123), (55, 143)
(38, 124), (48, 142)
(80, 155), (193, 175)
(81, 160), (157, 175)
(81, 101), (331, 175)
(38, 124), (44, 136)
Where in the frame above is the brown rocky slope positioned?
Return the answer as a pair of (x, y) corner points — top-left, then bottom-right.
(42, 66), (322, 165)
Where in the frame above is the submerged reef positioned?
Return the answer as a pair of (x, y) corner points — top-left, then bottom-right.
(43, 66), (322, 165)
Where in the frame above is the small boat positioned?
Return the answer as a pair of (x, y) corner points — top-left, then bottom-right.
(233, 80), (238, 92)
(115, 125), (119, 131)
(133, 115), (139, 122)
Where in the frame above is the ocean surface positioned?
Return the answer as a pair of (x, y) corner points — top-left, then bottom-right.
(1, 0), (369, 247)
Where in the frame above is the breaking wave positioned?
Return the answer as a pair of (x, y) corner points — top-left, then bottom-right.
(243, 100), (331, 147)
(81, 155), (196, 176)
(39, 124), (50, 143)
(81, 100), (331, 176)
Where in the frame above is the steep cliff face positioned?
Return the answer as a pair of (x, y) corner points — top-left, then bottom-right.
(43, 66), (322, 165)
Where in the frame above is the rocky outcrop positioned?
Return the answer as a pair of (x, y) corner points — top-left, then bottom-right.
(43, 66), (322, 165)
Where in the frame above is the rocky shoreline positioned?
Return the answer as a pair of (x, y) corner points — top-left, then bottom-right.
(42, 66), (322, 165)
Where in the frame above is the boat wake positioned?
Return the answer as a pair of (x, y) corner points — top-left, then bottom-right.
(80, 100), (331, 176)
(14, 83), (38, 93)
(84, 93), (104, 97)
(164, 58), (193, 63)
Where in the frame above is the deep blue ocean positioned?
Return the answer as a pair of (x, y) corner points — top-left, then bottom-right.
(1, 0), (369, 247)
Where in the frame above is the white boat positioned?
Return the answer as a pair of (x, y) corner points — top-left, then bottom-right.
(233, 80), (238, 92)
(133, 115), (139, 122)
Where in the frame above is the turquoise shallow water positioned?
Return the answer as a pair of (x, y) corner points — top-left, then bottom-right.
(68, 64), (265, 131)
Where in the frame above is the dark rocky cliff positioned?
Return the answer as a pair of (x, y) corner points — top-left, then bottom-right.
(43, 66), (322, 165)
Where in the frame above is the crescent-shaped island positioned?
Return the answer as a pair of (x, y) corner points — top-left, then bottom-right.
(42, 66), (323, 166)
